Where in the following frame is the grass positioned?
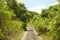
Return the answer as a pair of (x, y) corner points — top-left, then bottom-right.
(40, 34), (53, 40)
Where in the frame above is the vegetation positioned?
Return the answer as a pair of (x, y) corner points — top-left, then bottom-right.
(0, 0), (37, 40)
(0, 0), (60, 40)
(33, 1), (60, 40)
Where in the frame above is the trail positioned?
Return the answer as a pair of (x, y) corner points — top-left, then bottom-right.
(21, 23), (42, 40)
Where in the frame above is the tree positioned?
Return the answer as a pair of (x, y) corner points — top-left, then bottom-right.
(0, 0), (23, 40)
(57, 0), (60, 3)
(6, 0), (36, 31)
(33, 3), (60, 40)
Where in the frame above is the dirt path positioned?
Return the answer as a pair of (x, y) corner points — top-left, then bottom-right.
(21, 23), (42, 40)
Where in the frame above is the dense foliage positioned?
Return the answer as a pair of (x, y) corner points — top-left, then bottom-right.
(33, 2), (60, 40)
(0, 0), (36, 40)
(0, 0), (60, 40)
(6, 0), (38, 31)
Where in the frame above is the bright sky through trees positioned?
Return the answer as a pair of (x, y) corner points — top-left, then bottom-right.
(17, 0), (57, 13)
